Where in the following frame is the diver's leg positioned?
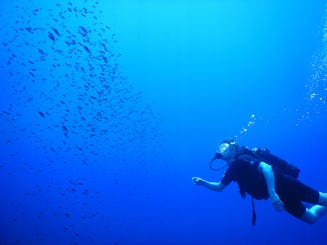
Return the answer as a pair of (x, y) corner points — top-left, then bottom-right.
(300, 192), (327, 224)
(317, 192), (327, 206)
(301, 205), (327, 224)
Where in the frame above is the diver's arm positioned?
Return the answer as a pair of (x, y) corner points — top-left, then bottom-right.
(192, 177), (226, 192)
(258, 162), (284, 211)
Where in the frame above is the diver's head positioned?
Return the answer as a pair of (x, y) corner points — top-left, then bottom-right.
(212, 139), (239, 163)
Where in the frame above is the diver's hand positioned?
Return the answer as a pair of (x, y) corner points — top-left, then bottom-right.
(192, 177), (204, 185)
(270, 192), (284, 211)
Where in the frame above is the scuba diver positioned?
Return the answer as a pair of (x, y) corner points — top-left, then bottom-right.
(192, 139), (327, 225)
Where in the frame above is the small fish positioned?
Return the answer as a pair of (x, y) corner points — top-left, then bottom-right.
(51, 27), (60, 36)
(65, 39), (76, 46)
(38, 48), (45, 55)
(25, 27), (33, 33)
(62, 125), (69, 137)
(59, 12), (65, 20)
(102, 56), (108, 63)
(83, 45), (90, 53)
(32, 9), (40, 16)
(2, 111), (10, 115)
(48, 32), (56, 41)
(100, 42), (107, 50)
(79, 26), (88, 37)
(38, 111), (45, 117)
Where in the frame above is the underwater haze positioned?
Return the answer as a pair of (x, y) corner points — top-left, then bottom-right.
(1, 0), (327, 244)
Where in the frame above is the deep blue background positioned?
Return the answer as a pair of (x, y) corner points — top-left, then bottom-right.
(1, 0), (327, 244)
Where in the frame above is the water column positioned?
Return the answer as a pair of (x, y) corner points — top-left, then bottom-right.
(303, 7), (327, 121)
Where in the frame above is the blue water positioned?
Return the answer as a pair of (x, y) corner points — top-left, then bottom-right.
(1, 0), (327, 244)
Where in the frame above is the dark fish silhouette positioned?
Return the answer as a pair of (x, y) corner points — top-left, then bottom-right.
(51, 27), (60, 36)
(48, 32), (56, 41)
(25, 27), (33, 33)
(62, 125), (69, 137)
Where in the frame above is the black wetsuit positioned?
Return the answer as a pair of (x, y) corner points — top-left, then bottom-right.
(221, 156), (320, 218)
